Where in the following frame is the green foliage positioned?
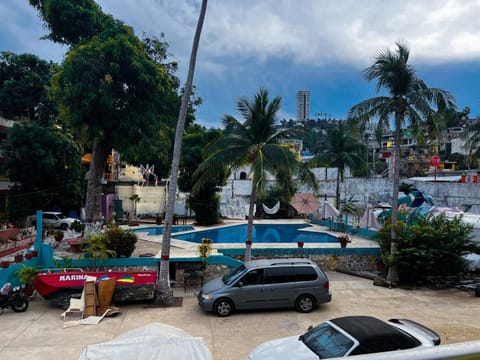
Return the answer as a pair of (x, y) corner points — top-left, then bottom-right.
(179, 125), (225, 225)
(70, 220), (83, 233)
(84, 233), (116, 263)
(198, 238), (212, 264)
(29, 0), (108, 46)
(53, 255), (73, 269)
(14, 264), (41, 285)
(33, 1), (183, 222)
(309, 120), (364, 206)
(2, 121), (84, 220)
(399, 182), (415, 194)
(102, 227), (137, 258)
(376, 214), (479, 284)
(0, 51), (56, 123)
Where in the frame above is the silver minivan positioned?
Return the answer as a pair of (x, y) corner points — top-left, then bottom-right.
(197, 258), (331, 316)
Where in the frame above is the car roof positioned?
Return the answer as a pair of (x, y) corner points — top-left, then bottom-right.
(330, 316), (421, 352)
(244, 258), (314, 269)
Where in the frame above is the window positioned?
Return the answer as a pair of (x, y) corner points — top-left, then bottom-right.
(239, 172), (247, 180)
(294, 266), (318, 281)
(302, 323), (354, 358)
(264, 267), (295, 284)
(222, 264), (247, 285)
(241, 269), (264, 285)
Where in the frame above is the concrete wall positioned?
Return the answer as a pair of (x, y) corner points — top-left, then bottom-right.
(310, 177), (480, 211)
(112, 175), (480, 218)
(114, 184), (190, 217)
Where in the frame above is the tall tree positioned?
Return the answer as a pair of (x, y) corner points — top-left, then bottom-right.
(349, 42), (455, 284)
(463, 119), (480, 169)
(31, 0), (180, 223)
(0, 51), (56, 124)
(194, 88), (317, 261)
(2, 121), (83, 220)
(310, 120), (364, 207)
(178, 125), (225, 225)
(157, 0), (208, 305)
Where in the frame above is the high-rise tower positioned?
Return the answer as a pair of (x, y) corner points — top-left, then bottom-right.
(296, 90), (310, 121)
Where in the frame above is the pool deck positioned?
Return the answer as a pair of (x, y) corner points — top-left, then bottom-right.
(127, 219), (380, 259)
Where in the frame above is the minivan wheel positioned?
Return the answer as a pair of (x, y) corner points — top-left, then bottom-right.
(295, 295), (314, 313)
(61, 223), (68, 230)
(214, 298), (233, 317)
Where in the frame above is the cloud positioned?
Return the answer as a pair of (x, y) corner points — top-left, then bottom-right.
(1, 0), (479, 126)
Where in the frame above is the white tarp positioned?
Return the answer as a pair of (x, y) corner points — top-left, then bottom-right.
(78, 323), (213, 360)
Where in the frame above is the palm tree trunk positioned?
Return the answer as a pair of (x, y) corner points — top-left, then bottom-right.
(335, 168), (340, 208)
(386, 112), (402, 284)
(85, 139), (107, 224)
(245, 183), (257, 261)
(156, 0), (208, 305)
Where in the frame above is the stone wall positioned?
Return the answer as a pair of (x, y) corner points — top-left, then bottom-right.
(202, 254), (381, 282)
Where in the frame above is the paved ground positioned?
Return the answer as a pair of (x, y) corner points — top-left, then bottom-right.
(1, 270), (479, 360)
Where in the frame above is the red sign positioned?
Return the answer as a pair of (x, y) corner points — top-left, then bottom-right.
(431, 155), (440, 167)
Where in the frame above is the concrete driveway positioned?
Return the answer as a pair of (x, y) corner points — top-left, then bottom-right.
(1, 271), (479, 360)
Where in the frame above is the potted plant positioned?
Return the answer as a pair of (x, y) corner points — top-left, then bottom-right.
(198, 238), (212, 264)
(297, 241), (304, 248)
(1, 260), (10, 268)
(338, 235), (349, 248)
(70, 220), (83, 233)
(54, 230), (64, 242)
(14, 264), (40, 296)
(14, 253), (24, 263)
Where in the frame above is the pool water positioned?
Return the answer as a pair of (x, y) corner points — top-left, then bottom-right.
(132, 225), (194, 236)
(173, 224), (337, 244)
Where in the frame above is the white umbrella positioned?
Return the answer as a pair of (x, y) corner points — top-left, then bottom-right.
(360, 204), (381, 230)
(319, 200), (340, 219)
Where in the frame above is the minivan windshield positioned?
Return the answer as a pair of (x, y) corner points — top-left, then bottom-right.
(222, 264), (247, 285)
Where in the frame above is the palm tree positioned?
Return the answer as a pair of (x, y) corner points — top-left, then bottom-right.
(310, 120), (364, 208)
(349, 42), (455, 284)
(157, 0), (208, 305)
(194, 88), (317, 261)
(463, 122), (480, 169)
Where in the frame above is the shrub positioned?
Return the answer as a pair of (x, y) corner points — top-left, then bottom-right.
(103, 227), (137, 258)
(70, 220), (83, 233)
(198, 238), (212, 263)
(376, 213), (480, 284)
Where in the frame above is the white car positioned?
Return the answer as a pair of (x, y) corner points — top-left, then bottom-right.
(30, 211), (78, 230)
(248, 316), (440, 359)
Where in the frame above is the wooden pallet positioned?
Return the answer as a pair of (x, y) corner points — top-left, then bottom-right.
(83, 280), (97, 317)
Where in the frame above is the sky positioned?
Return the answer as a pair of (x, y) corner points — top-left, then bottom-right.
(1, 0), (480, 128)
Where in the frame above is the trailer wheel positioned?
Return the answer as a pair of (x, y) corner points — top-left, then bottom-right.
(475, 284), (480, 297)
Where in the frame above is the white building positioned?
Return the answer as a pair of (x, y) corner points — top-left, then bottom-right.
(296, 90), (310, 122)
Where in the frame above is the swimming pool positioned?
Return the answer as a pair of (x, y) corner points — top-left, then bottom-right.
(173, 223), (337, 244)
(132, 225), (194, 236)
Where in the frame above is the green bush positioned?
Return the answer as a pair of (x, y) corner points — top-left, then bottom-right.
(70, 220), (83, 232)
(376, 213), (480, 284)
(103, 227), (137, 258)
